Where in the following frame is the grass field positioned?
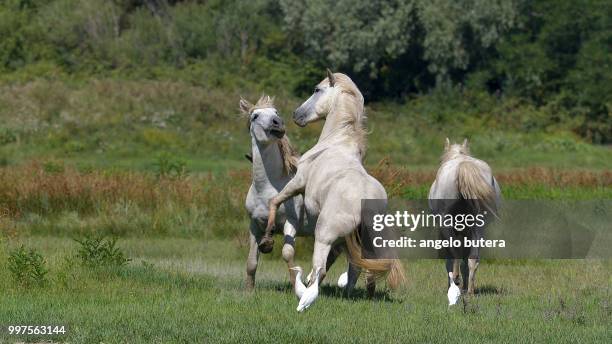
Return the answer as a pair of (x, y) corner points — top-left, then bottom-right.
(1, 1), (610, 341)
(1, 236), (611, 343)
(0, 162), (610, 343)
(0, 76), (610, 343)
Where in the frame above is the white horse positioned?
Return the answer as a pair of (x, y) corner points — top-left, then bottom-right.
(241, 95), (345, 291)
(428, 138), (501, 295)
(261, 71), (405, 301)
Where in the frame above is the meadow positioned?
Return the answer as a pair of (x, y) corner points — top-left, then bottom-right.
(0, 1), (610, 342)
(0, 76), (611, 343)
(0, 156), (610, 342)
(1, 237), (611, 343)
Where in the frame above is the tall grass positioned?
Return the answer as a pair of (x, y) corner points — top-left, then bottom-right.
(0, 161), (609, 240)
(0, 161), (247, 238)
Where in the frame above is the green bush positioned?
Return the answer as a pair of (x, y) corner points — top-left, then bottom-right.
(74, 236), (130, 268)
(43, 159), (65, 173)
(153, 152), (188, 179)
(7, 245), (49, 287)
(0, 128), (17, 145)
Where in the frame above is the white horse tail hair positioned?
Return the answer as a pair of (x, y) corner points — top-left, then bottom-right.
(344, 230), (406, 290)
(456, 160), (497, 216)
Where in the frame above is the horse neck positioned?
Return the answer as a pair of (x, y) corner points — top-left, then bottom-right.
(251, 138), (286, 189)
(317, 93), (363, 154)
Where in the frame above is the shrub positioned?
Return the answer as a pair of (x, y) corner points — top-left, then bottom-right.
(153, 152), (188, 179)
(74, 236), (130, 268)
(7, 245), (48, 287)
(0, 127), (17, 145)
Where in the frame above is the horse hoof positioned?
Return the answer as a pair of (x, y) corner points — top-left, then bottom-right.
(258, 239), (274, 253)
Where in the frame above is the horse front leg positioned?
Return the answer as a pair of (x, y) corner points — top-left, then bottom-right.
(282, 221), (297, 288)
(261, 174), (305, 254)
(245, 230), (260, 291)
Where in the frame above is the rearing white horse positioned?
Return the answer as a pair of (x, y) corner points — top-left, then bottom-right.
(242, 95), (346, 291)
(261, 71), (405, 300)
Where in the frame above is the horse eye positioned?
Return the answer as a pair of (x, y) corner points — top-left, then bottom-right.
(314, 88), (320, 93)
(251, 114), (259, 121)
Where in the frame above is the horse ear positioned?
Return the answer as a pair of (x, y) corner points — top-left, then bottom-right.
(462, 138), (469, 148)
(326, 68), (335, 87)
(239, 97), (253, 115)
(444, 137), (450, 150)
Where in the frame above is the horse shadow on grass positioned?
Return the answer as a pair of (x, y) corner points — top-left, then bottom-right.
(474, 284), (504, 296)
(265, 281), (396, 303)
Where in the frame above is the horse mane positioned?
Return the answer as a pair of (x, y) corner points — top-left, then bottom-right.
(241, 94), (299, 175)
(441, 144), (470, 162)
(277, 135), (299, 175)
(329, 73), (367, 159)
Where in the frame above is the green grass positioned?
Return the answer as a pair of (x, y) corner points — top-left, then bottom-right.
(0, 237), (610, 343)
(0, 76), (610, 343)
(1, 78), (611, 174)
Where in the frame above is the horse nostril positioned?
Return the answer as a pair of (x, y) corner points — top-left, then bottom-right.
(272, 118), (280, 126)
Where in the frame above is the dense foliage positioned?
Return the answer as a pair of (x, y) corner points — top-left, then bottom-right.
(0, 0), (609, 142)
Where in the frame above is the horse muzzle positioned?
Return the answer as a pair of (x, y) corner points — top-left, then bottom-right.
(269, 127), (285, 138)
(293, 112), (308, 127)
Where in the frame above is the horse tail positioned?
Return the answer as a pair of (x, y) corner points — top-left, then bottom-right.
(456, 160), (497, 216)
(344, 230), (406, 290)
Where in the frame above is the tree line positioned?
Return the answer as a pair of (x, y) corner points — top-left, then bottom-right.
(0, 0), (609, 142)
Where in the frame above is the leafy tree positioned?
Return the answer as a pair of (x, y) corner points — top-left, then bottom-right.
(279, 0), (519, 97)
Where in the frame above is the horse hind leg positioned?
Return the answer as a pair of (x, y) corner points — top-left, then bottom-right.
(445, 258), (461, 287)
(460, 258), (470, 292)
(366, 273), (376, 298)
(246, 231), (260, 291)
(310, 239), (333, 286)
(315, 243), (342, 285)
(344, 261), (361, 297)
(467, 258), (479, 295)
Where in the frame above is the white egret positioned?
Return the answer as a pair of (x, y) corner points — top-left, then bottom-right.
(447, 272), (461, 306)
(337, 271), (348, 288)
(297, 267), (322, 312)
(289, 266), (306, 299)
